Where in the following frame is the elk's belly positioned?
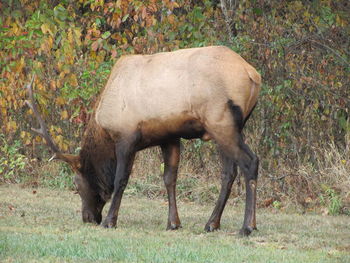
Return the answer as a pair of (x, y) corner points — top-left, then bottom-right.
(137, 114), (210, 147)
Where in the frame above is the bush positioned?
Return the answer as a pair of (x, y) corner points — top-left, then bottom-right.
(0, 134), (28, 183)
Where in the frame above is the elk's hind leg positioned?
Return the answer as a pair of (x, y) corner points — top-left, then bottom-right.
(212, 132), (258, 236)
(161, 139), (181, 230)
(206, 103), (259, 236)
(235, 135), (259, 236)
(205, 152), (238, 232)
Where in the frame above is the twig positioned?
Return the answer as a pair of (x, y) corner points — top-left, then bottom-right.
(266, 174), (288, 181)
(310, 40), (350, 67)
(220, 0), (237, 41)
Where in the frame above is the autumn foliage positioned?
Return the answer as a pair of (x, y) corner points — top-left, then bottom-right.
(0, 0), (349, 212)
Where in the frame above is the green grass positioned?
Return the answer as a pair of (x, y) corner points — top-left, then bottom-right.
(0, 185), (349, 263)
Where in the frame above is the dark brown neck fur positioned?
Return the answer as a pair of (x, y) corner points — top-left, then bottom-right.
(79, 114), (117, 201)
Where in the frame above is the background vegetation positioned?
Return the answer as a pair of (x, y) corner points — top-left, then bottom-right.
(0, 0), (349, 215)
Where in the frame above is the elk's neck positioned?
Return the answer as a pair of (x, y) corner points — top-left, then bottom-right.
(79, 118), (116, 201)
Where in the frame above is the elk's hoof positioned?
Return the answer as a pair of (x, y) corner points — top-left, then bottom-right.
(101, 218), (116, 228)
(239, 226), (254, 236)
(204, 222), (220, 232)
(167, 222), (182, 230)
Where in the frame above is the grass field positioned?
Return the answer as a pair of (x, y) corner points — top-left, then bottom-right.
(0, 185), (349, 263)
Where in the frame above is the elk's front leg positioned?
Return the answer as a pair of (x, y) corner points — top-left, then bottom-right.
(102, 141), (136, 228)
(161, 139), (181, 230)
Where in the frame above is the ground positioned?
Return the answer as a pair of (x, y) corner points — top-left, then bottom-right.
(0, 185), (349, 263)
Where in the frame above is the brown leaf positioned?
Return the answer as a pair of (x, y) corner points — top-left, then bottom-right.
(111, 49), (118, 59)
(259, 198), (274, 208)
(91, 40), (100, 51)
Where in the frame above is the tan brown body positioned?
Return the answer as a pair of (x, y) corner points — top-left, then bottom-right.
(96, 46), (260, 144)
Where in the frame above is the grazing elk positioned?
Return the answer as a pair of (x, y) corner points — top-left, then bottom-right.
(27, 46), (261, 236)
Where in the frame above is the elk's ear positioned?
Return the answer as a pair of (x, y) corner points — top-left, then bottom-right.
(50, 153), (81, 172)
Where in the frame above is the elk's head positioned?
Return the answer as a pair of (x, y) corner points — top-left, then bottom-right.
(26, 77), (105, 224)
